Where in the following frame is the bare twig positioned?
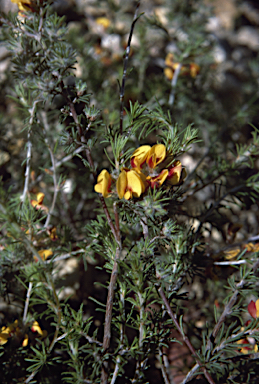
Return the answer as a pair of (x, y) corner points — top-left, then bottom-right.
(101, 202), (122, 384)
(119, 0), (141, 134)
(168, 64), (182, 107)
(179, 363), (199, 384)
(23, 281), (33, 323)
(41, 111), (59, 228)
(110, 284), (125, 384)
(158, 347), (172, 384)
(21, 100), (39, 203)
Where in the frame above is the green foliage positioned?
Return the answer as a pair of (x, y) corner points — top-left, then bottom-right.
(1, 0), (259, 383)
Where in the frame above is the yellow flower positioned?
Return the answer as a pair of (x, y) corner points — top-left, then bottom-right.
(166, 161), (183, 185)
(237, 338), (258, 354)
(116, 169), (147, 200)
(189, 63), (200, 78)
(22, 334), (29, 347)
(146, 144), (166, 169)
(147, 169), (169, 189)
(96, 17), (111, 29)
(11, 0), (33, 11)
(131, 145), (151, 169)
(0, 319), (19, 345)
(94, 170), (112, 198)
(31, 192), (48, 212)
(164, 53), (200, 80)
(164, 53), (181, 81)
(36, 249), (53, 261)
(31, 321), (47, 337)
(11, 0), (42, 12)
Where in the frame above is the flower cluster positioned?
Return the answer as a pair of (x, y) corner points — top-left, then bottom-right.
(164, 53), (200, 81)
(11, 0), (41, 12)
(94, 144), (186, 200)
(0, 319), (47, 347)
(236, 299), (259, 354)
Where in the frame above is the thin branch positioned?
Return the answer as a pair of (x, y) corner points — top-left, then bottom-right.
(20, 100), (39, 203)
(168, 63), (182, 107)
(41, 111), (59, 228)
(23, 281), (33, 323)
(158, 347), (172, 384)
(179, 363), (199, 384)
(211, 279), (245, 340)
(158, 286), (215, 384)
(119, 0), (141, 134)
(110, 284), (125, 384)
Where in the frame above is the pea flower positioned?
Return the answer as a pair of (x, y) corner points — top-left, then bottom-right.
(34, 249), (53, 262)
(117, 169), (147, 200)
(31, 192), (48, 212)
(130, 145), (151, 169)
(167, 160), (186, 185)
(0, 319), (47, 347)
(146, 144), (166, 169)
(95, 143), (187, 200)
(164, 53), (200, 81)
(248, 299), (259, 319)
(94, 169), (112, 198)
(147, 169), (168, 189)
(237, 338), (258, 354)
(11, 0), (40, 12)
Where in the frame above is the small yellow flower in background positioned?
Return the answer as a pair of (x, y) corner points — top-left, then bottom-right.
(189, 63), (200, 78)
(237, 338), (258, 354)
(0, 319), (47, 347)
(34, 249), (53, 262)
(31, 321), (47, 338)
(96, 17), (111, 29)
(11, 0), (41, 12)
(164, 53), (200, 81)
(11, 0), (33, 12)
(0, 319), (19, 345)
(164, 53), (180, 81)
(31, 192), (48, 212)
(117, 169), (147, 200)
(94, 169), (112, 198)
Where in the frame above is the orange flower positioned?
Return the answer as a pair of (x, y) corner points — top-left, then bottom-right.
(237, 338), (258, 354)
(31, 192), (48, 212)
(94, 170), (112, 198)
(248, 299), (259, 319)
(116, 169), (147, 200)
(131, 145), (151, 169)
(166, 160), (186, 185)
(11, 0), (40, 12)
(147, 169), (168, 189)
(164, 53), (200, 80)
(34, 249), (53, 262)
(146, 144), (166, 169)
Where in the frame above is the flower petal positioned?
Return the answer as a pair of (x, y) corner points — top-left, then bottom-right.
(131, 145), (151, 169)
(248, 300), (257, 319)
(94, 169), (112, 198)
(147, 144), (166, 168)
(167, 161), (183, 185)
(127, 170), (145, 197)
(116, 170), (127, 199)
(147, 169), (168, 189)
